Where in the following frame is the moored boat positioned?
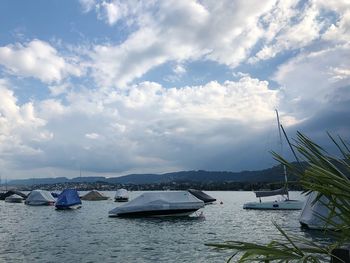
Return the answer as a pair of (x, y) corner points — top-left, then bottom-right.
(25, 190), (56, 206)
(243, 188), (303, 210)
(55, 189), (82, 210)
(114, 188), (129, 202)
(81, 190), (109, 201)
(109, 191), (204, 217)
(243, 110), (303, 210)
(5, 194), (24, 203)
(299, 191), (342, 230)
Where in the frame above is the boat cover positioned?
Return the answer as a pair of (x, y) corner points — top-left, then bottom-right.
(299, 191), (342, 230)
(81, 190), (109, 201)
(188, 189), (216, 203)
(254, 187), (288, 198)
(5, 194), (24, 201)
(55, 189), (81, 208)
(109, 191), (204, 216)
(25, 190), (55, 205)
(0, 190), (27, 200)
(115, 189), (128, 199)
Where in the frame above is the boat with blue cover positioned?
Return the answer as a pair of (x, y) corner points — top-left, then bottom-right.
(55, 189), (82, 210)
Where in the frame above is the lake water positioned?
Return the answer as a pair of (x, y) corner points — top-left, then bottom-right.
(0, 191), (330, 262)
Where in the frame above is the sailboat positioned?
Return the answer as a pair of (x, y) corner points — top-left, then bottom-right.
(243, 110), (304, 210)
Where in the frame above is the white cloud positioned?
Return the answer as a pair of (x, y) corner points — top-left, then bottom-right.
(88, 0), (277, 87)
(0, 40), (82, 83)
(79, 0), (350, 88)
(79, 0), (97, 13)
(0, 76), (285, 177)
(0, 79), (50, 160)
(274, 43), (350, 118)
(85, 133), (100, 139)
(173, 64), (186, 75)
(252, 1), (323, 62)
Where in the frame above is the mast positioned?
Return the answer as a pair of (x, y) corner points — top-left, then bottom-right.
(275, 109), (289, 200)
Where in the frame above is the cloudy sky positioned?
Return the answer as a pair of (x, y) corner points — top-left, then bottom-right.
(0, 0), (349, 179)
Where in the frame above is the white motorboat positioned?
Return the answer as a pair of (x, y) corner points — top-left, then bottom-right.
(5, 194), (24, 203)
(114, 188), (129, 202)
(109, 191), (204, 217)
(243, 110), (303, 210)
(25, 190), (56, 206)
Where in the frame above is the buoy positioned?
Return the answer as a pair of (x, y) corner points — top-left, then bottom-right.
(220, 201), (223, 205)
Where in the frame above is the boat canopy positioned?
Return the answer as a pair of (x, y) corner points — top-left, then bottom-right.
(109, 191), (204, 217)
(188, 189), (216, 203)
(5, 194), (24, 201)
(254, 187), (288, 198)
(56, 189), (81, 208)
(81, 190), (108, 201)
(0, 190), (27, 200)
(25, 190), (55, 205)
(299, 191), (342, 230)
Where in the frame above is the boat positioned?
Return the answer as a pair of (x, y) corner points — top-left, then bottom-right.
(5, 194), (24, 203)
(188, 189), (216, 204)
(109, 191), (204, 217)
(0, 190), (27, 200)
(299, 191), (342, 230)
(114, 188), (129, 202)
(55, 189), (82, 210)
(81, 190), (109, 201)
(243, 110), (304, 210)
(25, 190), (56, 206)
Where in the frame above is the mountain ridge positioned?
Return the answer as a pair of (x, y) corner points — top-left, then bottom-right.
(6, 163), (300, 186)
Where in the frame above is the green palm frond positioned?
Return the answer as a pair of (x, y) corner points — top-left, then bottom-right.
(207, 132), (350, 262)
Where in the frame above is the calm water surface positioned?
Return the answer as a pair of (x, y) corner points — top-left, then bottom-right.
(0, 191), (330, 262)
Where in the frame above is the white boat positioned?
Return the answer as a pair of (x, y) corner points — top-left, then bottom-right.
(25, 190), (56, 206)
(109, 191), (204, 217)
(114, 188), (129, 202)
(243, 191), (303, 210)
(5, 194), (24, 203)
(243, 110), (304, 210)
(299, 191), (342, 230)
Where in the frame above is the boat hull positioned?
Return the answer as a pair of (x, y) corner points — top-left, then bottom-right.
(5, 198), (23, 203)
(243, 200), (303, 210)
(114, 197), (129, 202)
(25, 201), (55, 206)
(55, 204), (82, 210)
(109, 208), (199, 218)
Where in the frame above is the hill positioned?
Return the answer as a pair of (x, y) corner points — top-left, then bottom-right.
(7, 164), (300, 186)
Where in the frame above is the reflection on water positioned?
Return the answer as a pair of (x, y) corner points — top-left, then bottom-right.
(0, 191), (332, 262)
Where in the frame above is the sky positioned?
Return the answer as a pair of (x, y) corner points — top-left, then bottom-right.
(0, 0), (349, 180)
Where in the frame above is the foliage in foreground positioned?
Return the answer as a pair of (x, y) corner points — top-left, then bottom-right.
(206, 132), (350, 262)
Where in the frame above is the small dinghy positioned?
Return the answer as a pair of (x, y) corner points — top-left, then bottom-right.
(114, 188), (129, 202)
(188, 189), (216, 204)
(25, 190), (56, 206)
(55, 189), (82, 210)
(81, 190), (109, 201)
(5, 194), (24, 203)
(109, 191), (204, 217)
